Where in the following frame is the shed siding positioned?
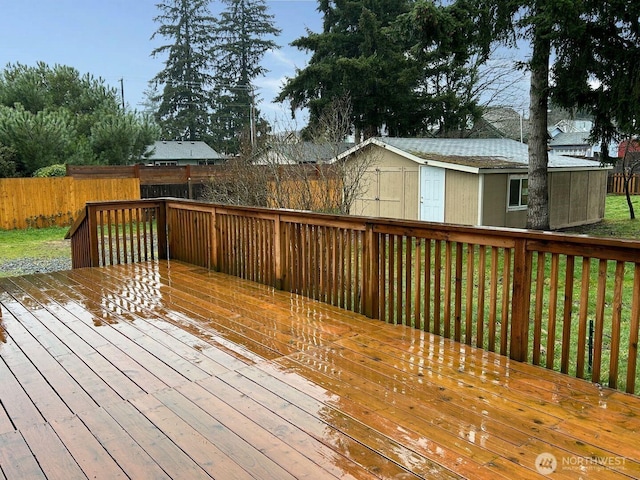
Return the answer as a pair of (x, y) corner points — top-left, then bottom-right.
(483, 170), (607, 230)
(481, 174), (507, 226)
(350, 148), (419, 220)
(444, 170), (479, 225)
(549, 170), (608, 229)
(550, 171), (572, 228)
(587, 170), (607, 221)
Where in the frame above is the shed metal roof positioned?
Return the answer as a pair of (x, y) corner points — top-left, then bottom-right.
(370, 137), (604, 170)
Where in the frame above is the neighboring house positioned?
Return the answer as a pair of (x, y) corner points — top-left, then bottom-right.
(470, 107), (528, 143)
(548, 131), (594, 157)
(547, 120), (618, 159)
(617, 139), (640, 158)
(254, 141), (354, 165)
(146, 141), (226, 166)
(338, 137), (610, 230)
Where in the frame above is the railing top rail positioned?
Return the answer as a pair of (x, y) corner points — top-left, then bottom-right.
(82, 199), (165, 210)
(68, 197), (640, 259)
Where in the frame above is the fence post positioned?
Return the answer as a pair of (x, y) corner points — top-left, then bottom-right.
(363, 223), (380, 319)
(510, 238), (532, 362)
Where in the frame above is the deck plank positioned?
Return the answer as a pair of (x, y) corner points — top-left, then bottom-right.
(173, 380), (373, 480)
(102, 399), (213, 480)
(211, 370), (452, 479)
(128, 393), (258, 480)
(19, 422), (86, 480)
(241, 361), (501, 479)
(49, 414), (127, 478)
(0, 430), (46, 480)
(0, 354), (44, 432)
(2, 261), (640, 479)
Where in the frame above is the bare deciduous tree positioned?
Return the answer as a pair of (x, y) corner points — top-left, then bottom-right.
(203, 94), (378, 215)
(618, 137), (640, 220)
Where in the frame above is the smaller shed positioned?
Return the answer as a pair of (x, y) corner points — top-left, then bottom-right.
(146, 141), (225, 166)
(254, 141), (354, 165)
(339, 137), (609, 230)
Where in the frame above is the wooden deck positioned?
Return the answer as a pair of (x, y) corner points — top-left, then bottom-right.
(0, 261), (639, 479)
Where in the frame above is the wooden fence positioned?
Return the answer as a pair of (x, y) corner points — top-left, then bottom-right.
(0, 177), (140, 229)
(66, 164), (224, 185)
(67, 163), (343, 209)
(67, 198), (640, 395)
(608, 173), (640, 194)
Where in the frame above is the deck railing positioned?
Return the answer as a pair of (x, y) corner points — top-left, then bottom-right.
(67, 198), (640, 395)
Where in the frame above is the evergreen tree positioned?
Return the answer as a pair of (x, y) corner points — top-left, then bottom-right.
(0, 62), (157, 175)
(210, 0), (280, 154)
(151, 0), (216, 141)
(277, 0), (421, 141)
(552, 0), (640, 156)
(397, 0), (490, 137)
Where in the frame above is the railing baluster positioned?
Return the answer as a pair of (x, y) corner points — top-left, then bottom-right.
(626, 264), (640, 393)
(609, 261), (625, 389)
(546, 253), (560, 369)
(465, 244), (475, 346)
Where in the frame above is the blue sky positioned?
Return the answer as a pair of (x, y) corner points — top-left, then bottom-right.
(1, 1), (321, 124)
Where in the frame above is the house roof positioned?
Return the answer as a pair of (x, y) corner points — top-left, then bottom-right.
(147, 141), (224, 161)
(257, 141), (355, 164)
(549, 132), (590, 147)
(340, 137), (605, 173)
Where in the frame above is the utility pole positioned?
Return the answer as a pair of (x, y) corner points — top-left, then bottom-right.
(249, 86), (256, 150)
(120, 78), (125, 110)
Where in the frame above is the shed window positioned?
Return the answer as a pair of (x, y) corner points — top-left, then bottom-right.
(508, 176), (528, 210)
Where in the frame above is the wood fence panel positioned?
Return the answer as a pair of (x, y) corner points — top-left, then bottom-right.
(608, 173), (640, 194)
(0, 177), (139, 229)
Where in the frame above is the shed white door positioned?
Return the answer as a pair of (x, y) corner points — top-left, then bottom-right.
(420, 166), (445, 222)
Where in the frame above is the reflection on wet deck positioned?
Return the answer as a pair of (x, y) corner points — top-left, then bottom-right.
(0, 260), (639, 479)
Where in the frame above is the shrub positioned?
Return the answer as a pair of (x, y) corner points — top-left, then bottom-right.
(33, 164), (66, 177)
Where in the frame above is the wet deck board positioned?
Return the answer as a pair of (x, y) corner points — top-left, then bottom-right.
(1, 260), (639, 479)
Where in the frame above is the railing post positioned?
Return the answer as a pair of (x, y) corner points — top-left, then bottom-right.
(87, 205), (100, 267)
(510, 238), (532, 362)
(363, 223), (380, 319)
(210, 206), (218, 272)
(157, 200), (168, 260)
(274, 214), (285, 291)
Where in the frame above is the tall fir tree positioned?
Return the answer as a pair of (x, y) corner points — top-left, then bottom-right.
(210, 0), (280, 154)
(397, 0), (491, 137)
(277, 0), (421, 141)
(151, 0), (215, 142)
(552, 0), (640, 156)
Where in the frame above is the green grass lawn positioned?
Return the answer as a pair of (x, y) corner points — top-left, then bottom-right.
(0, 226), (71, 277)
(0, 226), (70, 261)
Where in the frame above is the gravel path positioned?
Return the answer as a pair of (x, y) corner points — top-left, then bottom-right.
(0, 257), (72, 277)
